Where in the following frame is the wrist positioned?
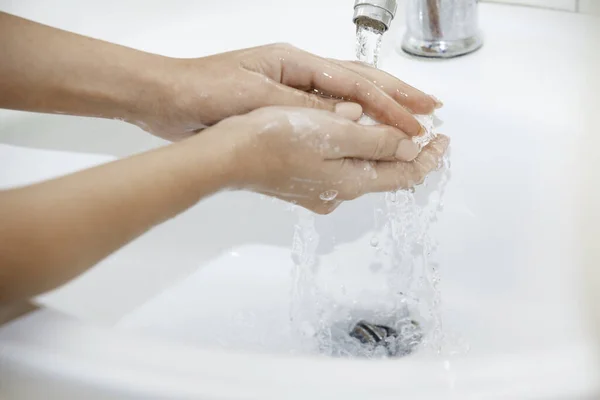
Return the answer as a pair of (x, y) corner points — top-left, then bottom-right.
(113, 53), (176, 125)
(173, 121), (248, 195)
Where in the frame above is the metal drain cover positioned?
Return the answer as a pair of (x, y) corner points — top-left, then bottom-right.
(349, 319), (422, 357)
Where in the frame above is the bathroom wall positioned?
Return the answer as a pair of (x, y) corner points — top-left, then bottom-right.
(482, 0), (599, 13)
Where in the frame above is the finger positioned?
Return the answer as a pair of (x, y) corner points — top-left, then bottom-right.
(274, 48), (424, 136)
(327, 122), (419, 162)
(263, 80), (337, 112)
(261, 80), (364, 123)
(308, 199), (343, 215)
(335, 60), (441, 115)
(364, 135), (450, 192)
(334, 102), (363, 121)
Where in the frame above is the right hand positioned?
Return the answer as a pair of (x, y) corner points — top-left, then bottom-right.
(204, 105), (449, 215)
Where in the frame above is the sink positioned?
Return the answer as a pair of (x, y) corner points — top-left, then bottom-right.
(1, 0), (599, 398)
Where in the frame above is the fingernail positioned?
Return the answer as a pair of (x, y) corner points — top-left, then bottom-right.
(334, 102), (363, 121)
(395, 139), (420, 161)
(430, 95), (444, 109)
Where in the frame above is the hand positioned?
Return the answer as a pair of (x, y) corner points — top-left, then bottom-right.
(202, 105), (449, 215)
(138, 43), (442, 141)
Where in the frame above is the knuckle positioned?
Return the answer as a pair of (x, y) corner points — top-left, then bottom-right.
(271, 42), (296, 52)
(303, 93), (327, 109)
(380, 177), (401, 192)
(314, 204), (334, 215)
(350, 60), (372, 68)
(409, 161), (428, 186)
(371, 135), (396, 159)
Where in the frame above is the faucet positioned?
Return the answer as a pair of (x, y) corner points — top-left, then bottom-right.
(353, 0), (483, 58)
(353, 0), (398, 34)
(402, 0), (483, 58)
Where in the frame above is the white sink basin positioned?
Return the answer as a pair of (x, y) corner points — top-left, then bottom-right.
(1, 1), (599, 398)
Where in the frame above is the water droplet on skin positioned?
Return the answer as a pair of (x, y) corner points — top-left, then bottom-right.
(369, 164), (378, 179)
(323, 72), (333, 79)
(320, 190), (339, 201)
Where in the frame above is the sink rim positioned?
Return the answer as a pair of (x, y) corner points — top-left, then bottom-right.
(1, 309), (598, 399)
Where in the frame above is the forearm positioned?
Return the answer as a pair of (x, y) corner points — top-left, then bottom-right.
(0, 12), (169, 122)
(0, 133), (234, 304)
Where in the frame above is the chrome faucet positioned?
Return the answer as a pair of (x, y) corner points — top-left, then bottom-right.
(353, 0), (398, 33)
(402, 0), (483, 58)
(353, 0), (483, 58)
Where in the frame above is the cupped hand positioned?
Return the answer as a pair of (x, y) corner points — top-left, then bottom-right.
(202, 105), (449, 215)
(139, 43), (441, 141)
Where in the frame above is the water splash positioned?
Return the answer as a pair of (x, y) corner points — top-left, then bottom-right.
(289, 21), (454, 358)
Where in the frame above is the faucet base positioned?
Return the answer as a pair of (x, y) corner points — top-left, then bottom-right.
(401, 34), (483, 59)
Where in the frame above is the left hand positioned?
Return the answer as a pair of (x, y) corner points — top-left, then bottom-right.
(136, 43), (442, 141)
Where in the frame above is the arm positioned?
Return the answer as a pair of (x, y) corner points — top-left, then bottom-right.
(0, 12), (166, 123)
(0, 129), (232, 303)
(0, 12), (440, 142)
(0, 106), (449, 308)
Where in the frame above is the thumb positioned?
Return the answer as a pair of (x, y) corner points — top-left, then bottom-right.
(332, 124), (421, 162)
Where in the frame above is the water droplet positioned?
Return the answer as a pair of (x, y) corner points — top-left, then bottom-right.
(370, 167), (378, 180)
(320, 190), (338, 201)
(370, 237), (379, 247)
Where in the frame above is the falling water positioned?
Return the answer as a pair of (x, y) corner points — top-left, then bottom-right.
(355, 23), (383, 67)
(290, 22), (452, 357)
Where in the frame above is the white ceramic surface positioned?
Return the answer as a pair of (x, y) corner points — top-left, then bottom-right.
(0, 1), (599, 398)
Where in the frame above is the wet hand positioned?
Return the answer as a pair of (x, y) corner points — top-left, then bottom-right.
(203, 106), (449, 215)
(139, 44), (442, 141)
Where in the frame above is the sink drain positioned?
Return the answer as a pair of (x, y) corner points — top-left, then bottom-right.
(349, 319), (423, 357)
